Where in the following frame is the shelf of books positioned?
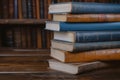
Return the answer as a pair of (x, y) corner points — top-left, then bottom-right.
(0, 0), (53, 51)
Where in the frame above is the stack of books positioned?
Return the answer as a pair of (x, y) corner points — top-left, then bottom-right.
(46, 2), (120, 74)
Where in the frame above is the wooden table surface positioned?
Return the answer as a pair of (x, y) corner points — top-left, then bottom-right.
(0, 50), (120, 80)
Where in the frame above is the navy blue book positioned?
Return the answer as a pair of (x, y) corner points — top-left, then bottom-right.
(49, 2), (120, 14)
(54, 31), (120, 42)
(14, 0), (18, 18)
(27, 0), (33, 18)
(46, 21), (120, 31)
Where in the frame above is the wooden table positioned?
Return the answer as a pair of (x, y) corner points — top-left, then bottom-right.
(0, 50), (120, 80)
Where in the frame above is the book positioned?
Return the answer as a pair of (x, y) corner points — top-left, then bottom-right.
(51, 48), (120, 62)
(9, 0), (14, 18)
(48, 59), (108, 74)
(27, 0), (33, 18)
(53, 14), (120, 22)
(53, 31), (120, 43)
(14, 0), (18, 18)
(51, 40), (120, 52)
(32, 0), (37, 19)
(18, 0), (23, 19)
(49, 2), (120, 14)
(2, 0), (9, 19)
(46, 21), (120, 31)
(22, 0), (28, 18)
(40, 0), (44, 19)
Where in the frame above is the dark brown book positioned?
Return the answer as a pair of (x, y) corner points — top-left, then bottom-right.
(26, 26), (32, 48)
(14, 26), (22, 48)
(53, 14), (120, 22)
(41, 29), (47, 49)
(36, 27), (42, 49)
(18, 0), (23, 19)
(46, 30), (51, 49)
(2, 0), (9, 19)
(31, 27), (37, 48)
(48, 0), (52, 20)
(44, 0), (48, 19)
(40, 0), (44, 19)
(32, 0), (37, 19)
(36, 0), (40, 19)
(22, 0), (27, 18)
(2, 27), (14, 47)
(21, 26), (27, 48)
(9, 0), (14, 18)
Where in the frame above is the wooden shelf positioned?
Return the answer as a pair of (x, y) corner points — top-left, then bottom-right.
(0, 48), (50, 56)
(0, 19), (48, 24)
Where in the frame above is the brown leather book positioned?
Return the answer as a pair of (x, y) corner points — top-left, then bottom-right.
(18, 0), (23, 19)
(32, 0), (37, 19)
(36, 0), (40, 19)
(2, 0), (9, 19)
(53, 14), (120, 22)
(26, 26), (32, 48)
(21, 26), (27, 48)
(51, 48), (120, 62)
(46, 31), (51, 49)
(36, 27), (42, 49)
(47, 0), (52, 20)
(14, 27), (22, 48)
(9, 0), (14, 18)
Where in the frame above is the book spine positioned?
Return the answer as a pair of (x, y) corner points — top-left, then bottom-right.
(9, 0), (14, 18)
(31, 27), (37, 48)
(71, 2), (120, 14)
(44, 0), (48, 19)
(0, 1), (2, 18)
(41, 29), (47, 49)
(32, 0), (37, 19)
(18, 0), (23, 19)
(2, 0), (9, 19)
(14, 0), (18, 18)
(74, 41), (120, 52)
(36, 0), (40, 19)
(36, 27), (42, 49)
(40, 0), (44, 19)
(22, 0), (27, 18)
(26, 26), (32, 48)
(65, 14), (120, 22)
(2, 27), (14, 47)
(48, 0), (52, 20)
(21, 26), (27, 48)
(60, 22), (120, 31)
(63, 49), (120, 62)
(75, 31), (120, 42)
(27, 0), (33, 18)
(13, 26), (22, 48)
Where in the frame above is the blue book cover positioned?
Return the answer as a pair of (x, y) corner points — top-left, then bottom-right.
(49, 2), (120, 14)
(46, 21), (120, 31)
(54, 31), (120, 42)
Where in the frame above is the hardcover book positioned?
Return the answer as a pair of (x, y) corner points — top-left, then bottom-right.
(51, 48), (120, 62)
(46, 21), (120, 31)
(53, 14), (120, 22)
(48, 59), (108, 74)
(49, 2), (120, 14)
(54, 31), (120, 42)
(51, 40), (120, 52)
